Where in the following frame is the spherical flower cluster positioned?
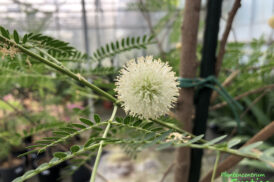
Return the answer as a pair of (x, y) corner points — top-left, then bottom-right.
(115, 56), (179, 119)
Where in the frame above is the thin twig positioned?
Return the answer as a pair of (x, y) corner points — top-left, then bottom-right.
(160, 162), (175, 182)
(215, 0), (242, 77)
(210, 84), (274, 110)
(211, 151), (221, 182)
(159, 10), (181, 45)
(226, 89), (269, 139)
(138, 0), (166, 59)
(240, 90), (268, 118)
(210, 69), (240, 103)
(90, 105), (117, 182)
(0, 98), (35, 123)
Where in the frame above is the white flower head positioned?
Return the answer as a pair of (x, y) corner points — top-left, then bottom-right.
(115, 56), (179, 119)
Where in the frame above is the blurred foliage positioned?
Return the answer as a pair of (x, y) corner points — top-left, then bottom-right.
(210, 38), (273, 135)
(128, 0), (179, 11)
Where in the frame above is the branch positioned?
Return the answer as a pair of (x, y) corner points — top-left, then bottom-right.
(240, 90), (268, 118)
(0, 35), (117, 104)
(13, 143), (101, 182)
(200, 121), (274, 182)
(90, 105), (118, 182)
(210, 69), (240, 102)
(210, 84), (274, 110)
(215, 0), (242, 77)
(160, 162), (175, 182)
(174, 0), (201, 182)
(138, 0), (165, 59)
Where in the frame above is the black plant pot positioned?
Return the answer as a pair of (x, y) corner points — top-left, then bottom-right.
(12, 149), (29, 167)
(37, 165), (62, 182)
(0, 159), (26, 182)
(31, 152), (67, 182)
(72, 151), (107, 182)
(23, 136), (33, 145)
(72, 164), (91, 182)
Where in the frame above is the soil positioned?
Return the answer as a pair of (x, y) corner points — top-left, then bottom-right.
(0, 158), (23, 168)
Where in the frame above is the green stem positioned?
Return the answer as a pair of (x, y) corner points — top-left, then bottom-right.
(211, 151), (221, 182)
(90, 105), (118, 182)
(0, 35), (117, 104)
(153, 119), (207, 143)
(34, 47), (63, 66)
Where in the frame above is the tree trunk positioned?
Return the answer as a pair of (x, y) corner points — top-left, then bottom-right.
(174, 0), (201, 182)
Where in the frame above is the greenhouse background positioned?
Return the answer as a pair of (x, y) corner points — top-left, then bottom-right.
(1, 0), (273, 57)
(0, 0), (274, 182)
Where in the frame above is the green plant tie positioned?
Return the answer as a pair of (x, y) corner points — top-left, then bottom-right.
(178, 75), (243, 130)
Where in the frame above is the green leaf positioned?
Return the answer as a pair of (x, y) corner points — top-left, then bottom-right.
(22, 34), (28, 44)
(92, 127), (103, 132)
(106, 44), (110, 52)
(115, 117), (123, 123)
(0, 26), (9, 39)
(155, 130), (172, 141)
(84, 138), (94, 147)
(124, 116), (131, 124)
(43, 137), (60, 141)
(70, 145), (80, 153)
(151, 127), (163, 132)
(148, 35), (155, 42)
(59, 127), (78, 133)
(49, 157), (59, 163)
(22, 169), (35, 177)
(131, 37), (135, 44)
(93, 52), (98, 58)
(35, 140), (52, 144)
(53, 131), (70, 136)
(111, 42), (115, 51)
(72, 123), (86, 129)
(156, 141), (173, 150)
(37, 163), (49, 170)
(136, 36), (140, 44)
(12, 177), (23, 182)
(126, 37), (130, 46)
(94, 114), (101, 123)
(13, 30), (20, 43)
(187, 135), (204, 144)
(79, 118), (93, 126)
(142, 122), (154, 129)
(240, 141), (263, 153)
(142, 35), (147, 43)
(121, 38), (125, 47)
(227, 138), (242, 148)
(133, 120), (142, 126)
(144, 132), (156, 140)
(26, 144), (45, 149)
(54, 152), (67, 159)
(204, 135), (227, 146)
(100, 47), (105, 54)
(116, 40), (119, 49)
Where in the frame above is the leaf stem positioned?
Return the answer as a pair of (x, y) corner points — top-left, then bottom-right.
(0, 35), (118, 104)
(90, 105), (118, 182)
(211, 151), (221, 182)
